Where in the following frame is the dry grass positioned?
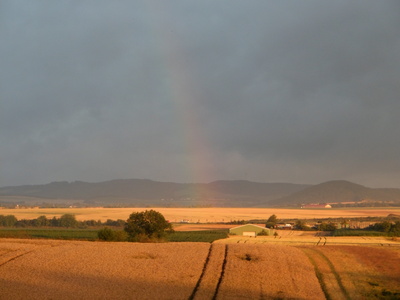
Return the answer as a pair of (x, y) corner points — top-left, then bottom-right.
(1, 207), (400, 222)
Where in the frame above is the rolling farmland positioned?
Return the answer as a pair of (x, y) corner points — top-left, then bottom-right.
(0, 238), (399, 299)
(1, 207), (399, 299)
(1, 207), (399, 222)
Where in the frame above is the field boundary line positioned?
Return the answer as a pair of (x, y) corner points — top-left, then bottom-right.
(212, 244), (228, 300)
(188, 244), (213, 300)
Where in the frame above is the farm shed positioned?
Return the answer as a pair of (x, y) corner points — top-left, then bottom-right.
(229, 224), (274, 236)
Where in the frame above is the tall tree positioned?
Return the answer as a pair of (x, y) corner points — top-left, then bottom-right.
(124, 210), (173, 241)
(265, 214), (278, 228)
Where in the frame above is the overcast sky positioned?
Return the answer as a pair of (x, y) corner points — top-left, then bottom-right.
(1, 1), (400, 188)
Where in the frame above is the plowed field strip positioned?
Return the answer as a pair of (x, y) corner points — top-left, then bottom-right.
(301, 247), (350, 300)
(212, 244), (227, 300)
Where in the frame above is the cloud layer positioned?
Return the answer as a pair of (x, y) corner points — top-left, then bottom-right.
(1, 1), (400, 187)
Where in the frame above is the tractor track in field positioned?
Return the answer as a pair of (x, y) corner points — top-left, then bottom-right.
(0, 250), (36, 267)
(0, 242), (58, 268)
(188, 244), (214, 300)
(189, 244), (227, 300)
(212, 244), (228, 300)
(300, 247), (351, 300)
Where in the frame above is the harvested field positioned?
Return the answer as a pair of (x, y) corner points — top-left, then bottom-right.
(300, 246), (400, 299)
(190, 243), (226, 300)
(1, 207), (399, 222)
(1, 238), (399, 299)
(0, 239), (209, 300)
(218, 232), (400, 247)
(218, 244), (325, 300)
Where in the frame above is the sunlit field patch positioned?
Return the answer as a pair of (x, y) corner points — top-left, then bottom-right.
(1, 207), (399, 222)
(1, 238), (399, 299)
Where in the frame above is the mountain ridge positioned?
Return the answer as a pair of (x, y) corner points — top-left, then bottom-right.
(271, 180), (400, 206)
(0, 179), (399, 207)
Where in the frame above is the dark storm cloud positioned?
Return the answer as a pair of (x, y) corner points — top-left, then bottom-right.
(1, 1), (399, 187)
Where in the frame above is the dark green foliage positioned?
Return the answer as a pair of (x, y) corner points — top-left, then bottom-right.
(59, 214), (78, 228)
(167, 230), (228, 243)
(98, 227), (127, 241)
(318, 222), (337, 231)
(33, 215), (49, 227)
(265, 214), (278, 228)
(257, 230), (269, 236)
(105, 219), (126, 227)
(295, 219), (311, 230)
(0, 228), (98, 240)
(2, 214), (126, 229)
(228, 220), (247, 225)
(82, 219), (102, 227)
(391, 221), (400, 236)
(124, 210), (173, 241)
(333, 229), (388, 237)
(50, 216), (60, 227)
(370, 221), (392, 232)
(366, 221), (400, 236)
(334, 221), (400, 237)
(0, 215), (17, 227)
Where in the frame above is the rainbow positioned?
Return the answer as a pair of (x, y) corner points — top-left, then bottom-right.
(145, 4), (217, 196)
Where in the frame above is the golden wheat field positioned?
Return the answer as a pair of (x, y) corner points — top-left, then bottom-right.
(219, 231), (400, 247)
(0, 239), (209, 300)
(1, 207), (399, 222)
(1, 238), (399, 299)
(299, 245), (400, 299)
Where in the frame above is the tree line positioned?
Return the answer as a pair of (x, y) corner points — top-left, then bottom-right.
(264, 214), (400, 235)
(0, 214), (125, 228)
(1, 210), (174, 243)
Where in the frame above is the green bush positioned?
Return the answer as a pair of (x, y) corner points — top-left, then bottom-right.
(124, 210), (173, 241)
(0, 215), (17, 227)
(59, 214), (78, 228)
(318, 222), (337, 231)
(98, 227), (127, 241)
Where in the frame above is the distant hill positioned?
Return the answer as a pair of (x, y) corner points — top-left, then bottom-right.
(0, 179), (309, 207)
(270, 180), (400, 206)
(1, 179), (399, 207)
